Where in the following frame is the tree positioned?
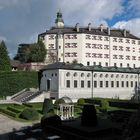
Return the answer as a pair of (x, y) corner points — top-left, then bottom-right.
(0, 41), (11, 71)
(14, 41), (46, 63)
(48, 50), (57, 63)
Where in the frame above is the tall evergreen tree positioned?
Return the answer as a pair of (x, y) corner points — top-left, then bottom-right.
(0, 41), (11, 71)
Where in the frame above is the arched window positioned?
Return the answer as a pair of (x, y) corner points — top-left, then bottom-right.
(66, 72), (70, 77)
(100, 74), (103, 78)
(105, 74), (108, 78)
(87, 73), (90, 77)
(94, 73), (97, 78)
(81, 73), (84, 77)
(73, 72), (77, 77)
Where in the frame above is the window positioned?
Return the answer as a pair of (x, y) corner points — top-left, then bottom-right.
(120, 63), (123, 67)
(113, 38), (117, 42)
(131, 81), (133, 87)
(66, 72), (70, 77)
(87, 73), (90, 77)
(59, 46), (61, 49)
(81, 73), (84, 77)
(116, 81), (119, 87)
(114, 63), (117, 67)
(119, 46), (123, 51)
(126, 81), (129, 87)
(100, 81), (103, 87)
(127, 64), (129, 67)
(104, 54), (109, 59)
(113, 46), (117, 50)
(126, 47), (130, 51)
(119, 55), (123, 60)
(104, 45), (109, 50)
(135, 81), (137, 87)
(81, 80), (84, 88)
(122, 81), (124, 87)
(106, 81), (109, 87)
(94, 74), (97, 78)
(111, 81), (114, 87)
(73, 72), (77, 77)
(113, 55), (117, 59)
(98, 36), (102, 41)
(85, 34), (91, 39)
(58, 58), (61, 61)
(132, 56), (136, 60)
(94, 81), (97, 88)
(87, 61), (90, 66)
(93, 62), (96, 65)
(126, 39), (130, 43)
(119, 38), (123, 43)
(104, 37), (109, 41)
(99, 62), (101, 66)
(126, 55), (130, 60)
(132, 40), (136, 44)
(55, 73), (57, 76)
(105, 62), (108, 67)
(66, 80), (70, 88)
(48, 35), (54, 40)
(87, 81), (91, 88)
(74, 80), (77, 88)
(133, 64), (135, 68)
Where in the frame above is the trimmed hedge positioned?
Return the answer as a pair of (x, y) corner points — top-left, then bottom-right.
(42, 99), (54, 115)
(20, 108), (39, 120)
(7, 107), (21, 114)
(0, 71), (38, 97)
(0, 108), (17, 118)
(109, 100), (140, 109)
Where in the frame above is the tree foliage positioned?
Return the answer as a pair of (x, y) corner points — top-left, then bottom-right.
(14, 41), (46, 63)
(0, 41), (11, 71)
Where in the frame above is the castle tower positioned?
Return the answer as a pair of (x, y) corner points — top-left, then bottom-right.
(55, 9), (64, 28)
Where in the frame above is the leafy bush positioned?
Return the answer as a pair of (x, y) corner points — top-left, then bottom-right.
(0, 71), (38, 97)
(23, 103), (33, 108)
(81, 104), (97, 127)
(41, 115), (61, 131)
(42, 98), (54, 115)
(20, 108), (39, 120)
(77, 98), (85, 105)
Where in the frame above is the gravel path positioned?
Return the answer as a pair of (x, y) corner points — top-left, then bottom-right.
(0, 114), (33, 140)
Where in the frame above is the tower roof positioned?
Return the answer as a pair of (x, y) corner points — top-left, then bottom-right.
(55, 10), (64, 27)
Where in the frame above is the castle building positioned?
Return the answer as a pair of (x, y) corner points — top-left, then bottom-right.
(38, 11), (140, 68)
(40, 62), (140, 101)
(39, 11), (140, 101)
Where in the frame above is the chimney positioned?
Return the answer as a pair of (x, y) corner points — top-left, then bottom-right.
(88, 23), (91, 31)
(107, 27), (110, 35)
(75, 23), (79, 32)
(124, 29), (126, 37)
(100, 24), (103, 32)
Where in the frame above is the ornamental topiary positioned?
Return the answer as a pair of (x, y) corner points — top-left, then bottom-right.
(100, 99), (109, 112)
(20, 108), (39, 120)
(77, 98), (85, 105)
(41, 114), (62, 131)
(42, 98), (54, 115)
(81, 104), (98, 127)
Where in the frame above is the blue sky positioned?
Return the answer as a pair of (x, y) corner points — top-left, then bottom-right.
(0, 0), (140, 58)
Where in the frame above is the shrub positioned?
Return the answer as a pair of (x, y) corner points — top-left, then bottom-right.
(23, 103), (33, 108)
(41, 115), (61, 131)
(20, 108), (39, 120)
(77, 98), (85, 105)
(81, 104), (97, 127)
(42, 98), (54, 115)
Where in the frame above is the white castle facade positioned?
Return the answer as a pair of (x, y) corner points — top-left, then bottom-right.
(38, 11), (140, 68)
(39, 11), (140, 101)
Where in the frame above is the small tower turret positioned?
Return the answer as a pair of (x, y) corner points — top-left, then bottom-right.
(55, 9), (64, 28)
